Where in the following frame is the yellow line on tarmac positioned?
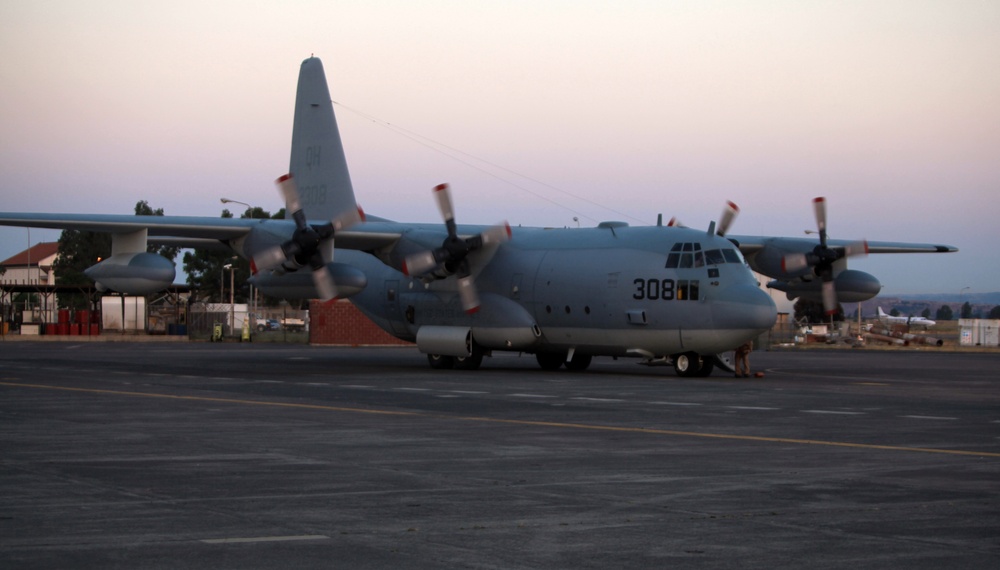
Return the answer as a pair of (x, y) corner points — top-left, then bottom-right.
(3, 381), (998, 459)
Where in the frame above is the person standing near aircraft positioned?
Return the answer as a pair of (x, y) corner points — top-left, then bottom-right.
(734, 340), (752, 378)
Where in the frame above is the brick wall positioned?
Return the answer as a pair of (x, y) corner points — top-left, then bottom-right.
(309, 299), (412, 346)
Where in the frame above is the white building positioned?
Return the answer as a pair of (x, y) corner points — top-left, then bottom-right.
(0, 242), (59, 286)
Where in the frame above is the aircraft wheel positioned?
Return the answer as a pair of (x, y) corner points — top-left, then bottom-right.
(565, 353), (592, 371)
(536, 351), (566, 370)
(427, 354), (455, 370)
(454, 346), (485, 370)
(672, 352), (702, 378)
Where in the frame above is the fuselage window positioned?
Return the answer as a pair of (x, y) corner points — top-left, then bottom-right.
(722, 249), (742, 264)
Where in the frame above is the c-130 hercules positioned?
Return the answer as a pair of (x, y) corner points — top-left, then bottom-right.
(0, 57), (957, 375)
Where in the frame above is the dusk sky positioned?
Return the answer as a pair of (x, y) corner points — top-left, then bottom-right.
(2, 1), (997, 295)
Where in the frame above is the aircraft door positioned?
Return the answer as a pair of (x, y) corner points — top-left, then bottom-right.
(383, 280), (409, 336)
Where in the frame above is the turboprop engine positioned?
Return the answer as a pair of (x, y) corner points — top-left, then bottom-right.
(84, 252), (175, 295)
(767, 269), (881, 304)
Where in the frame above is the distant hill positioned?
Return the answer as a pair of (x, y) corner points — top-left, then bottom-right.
(852, 292), (1000, 319)
(901, 292), (1000, 305)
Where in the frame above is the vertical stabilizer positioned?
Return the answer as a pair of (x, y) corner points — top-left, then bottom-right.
(288, 57), (357, 222)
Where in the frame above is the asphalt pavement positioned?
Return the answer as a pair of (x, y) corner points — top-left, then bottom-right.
(1, 343), (998, 569)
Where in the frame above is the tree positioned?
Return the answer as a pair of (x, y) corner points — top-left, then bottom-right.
(889, 308), (900, 317)
(53, 228), (112, 309)
(921, 308), (931, 319)
(935, 305), (953, 321)
(794, 298), (844, 324)
(54, 200), (177, 309)
(182, 207), (276, 303)
(134, 200), (180, 261)
(989, 306), (1000, 319)
(961, 301), (973, 319)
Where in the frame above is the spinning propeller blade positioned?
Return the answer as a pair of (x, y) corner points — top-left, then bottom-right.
(251, 173), (364, 299)
(716, 201), (740, 237)
(403, 183), (510, 314)
(780, 197), (869, 315)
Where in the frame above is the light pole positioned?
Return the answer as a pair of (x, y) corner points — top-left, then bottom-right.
(221, 198), (252, 218)
(223, 263), (234, 334)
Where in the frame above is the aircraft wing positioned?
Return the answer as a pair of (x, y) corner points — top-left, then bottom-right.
(0, 212), (403, 250)
(733, 235), (958, 257)
(0, 212), (257, 241)
(732, 234), (958, 307)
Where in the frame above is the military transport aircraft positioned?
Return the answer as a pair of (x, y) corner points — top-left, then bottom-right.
(0, 57), (958, 376)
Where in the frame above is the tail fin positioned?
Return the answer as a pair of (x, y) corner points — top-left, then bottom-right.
(287, 57), (357, 222)
(877, 307), (886, 317)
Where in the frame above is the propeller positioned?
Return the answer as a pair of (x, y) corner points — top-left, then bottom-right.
(666, 201), (739, 235)
(716, 201), (740, 237)
(781, 197), (869, 315)
(402, 183), (511, 314)
(251, 174), (365, 301)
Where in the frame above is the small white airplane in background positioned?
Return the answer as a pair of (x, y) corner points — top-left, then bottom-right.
(877, 307), (936, 329)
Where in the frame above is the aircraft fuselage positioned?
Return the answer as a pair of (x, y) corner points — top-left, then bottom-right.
(317, 221), (777, 360)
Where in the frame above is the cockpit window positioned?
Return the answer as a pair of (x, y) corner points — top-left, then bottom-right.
(722, 249), (742, 263)
(704, 249), (725, 265)
(667, 243), (744, 268)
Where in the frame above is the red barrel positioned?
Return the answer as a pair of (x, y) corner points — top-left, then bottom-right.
(90, 324), (100, 336)
(69, 324), (80, 336)
(58, 309), (70, 324)
(58, 323), (69, 335)
(76, 310), (91, 327)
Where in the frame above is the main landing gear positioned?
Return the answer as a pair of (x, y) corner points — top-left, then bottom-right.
(427, 344), (487, 370)
(426, 349), (717, 376)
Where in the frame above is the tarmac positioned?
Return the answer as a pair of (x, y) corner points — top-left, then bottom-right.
(1, 342), (998, 569)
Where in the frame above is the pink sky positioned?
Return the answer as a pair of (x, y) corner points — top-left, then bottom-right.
(1, 1), (997, 294)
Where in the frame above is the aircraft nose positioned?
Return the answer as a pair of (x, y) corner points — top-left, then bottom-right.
(711, 284), (777, 332)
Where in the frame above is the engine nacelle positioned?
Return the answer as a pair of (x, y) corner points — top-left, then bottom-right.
(767, 270), (881, 303)
(249, 262), (367, 300)
(416, 326), (473, 357)
(84, 252), (176, 295)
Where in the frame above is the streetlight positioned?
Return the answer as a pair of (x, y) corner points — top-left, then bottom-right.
(223, 263), (235, 334)
(220, 198), (253, 218)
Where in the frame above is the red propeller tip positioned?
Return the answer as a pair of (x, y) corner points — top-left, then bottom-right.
(357, 205), (366, 222)
(813, 197), (825, 204)
(727, 201), (739, 212)
(434, 183), (449, 192)
(401, 262), (410, 277)
(276, 173), (293, 183)
(465, 306), (480, 315)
